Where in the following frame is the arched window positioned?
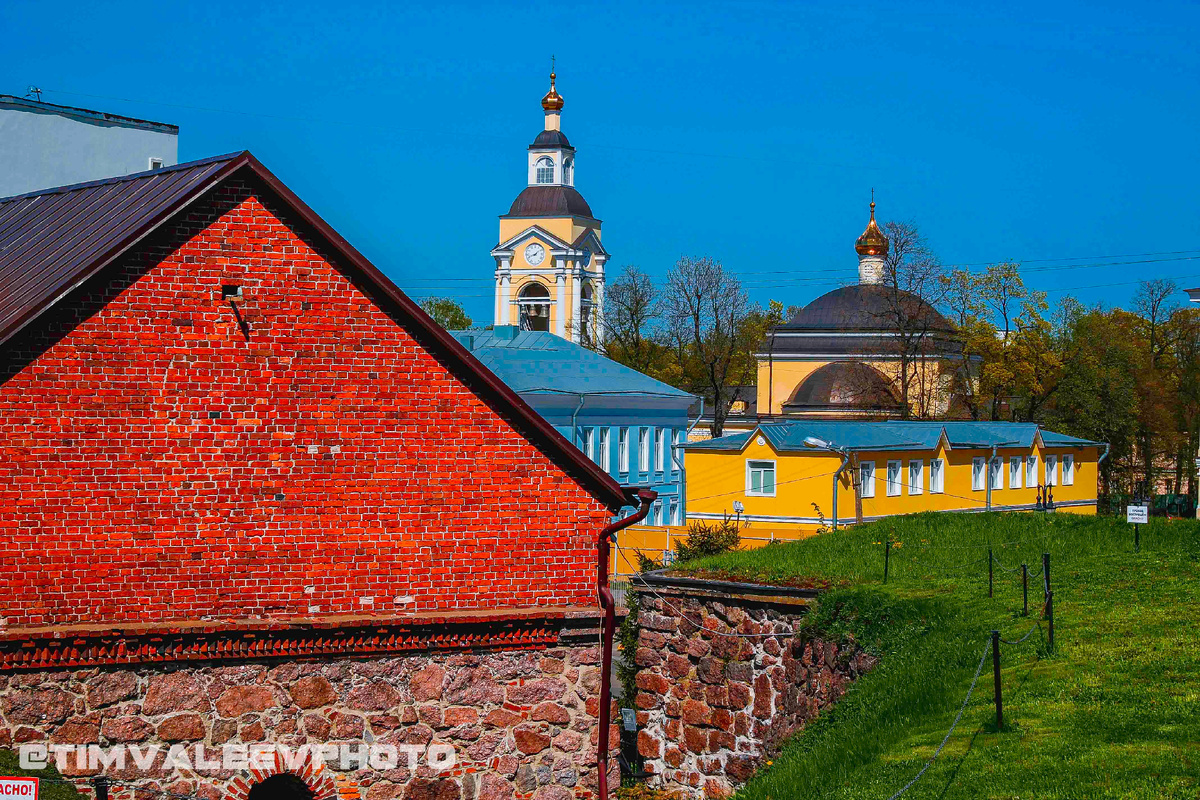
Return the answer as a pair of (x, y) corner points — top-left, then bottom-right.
(579, 282), (595, 346)
(563, 158), (573, 184)
(535, 157), (555, 185)
(518, 282), (552, 331)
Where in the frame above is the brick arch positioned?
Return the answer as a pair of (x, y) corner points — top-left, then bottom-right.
(226, 750), (344, 800)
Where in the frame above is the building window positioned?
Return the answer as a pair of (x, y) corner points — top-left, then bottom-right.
(563, 157), (573, 184)
(930, 459), (945, 493)
(1063, 454), (1075, 485)
(599, 427), (609, 472)
(639, 428), (650, 472)
(909, 460), (924, 495)
(746, 460), (776, 497)
(517, 282), (552, 332)
(652, 501), (662, 526)
(1026, 455), (1038, 487)
(671, 498), (681, 525)
(1009, 456), (1023, 489)
(859, 461), (876, 498)
(655, 428), (666, 473)
(886, 460), (902, 496)
(618, 427), (629, 473)
(535, 157), (555, 184)
(582, 427), (594, 461)
(972, 457), (986, 491)
(1046, 454), (1059, 486)
(989, 456), (1004, 491)
(148, 157), (164, 170)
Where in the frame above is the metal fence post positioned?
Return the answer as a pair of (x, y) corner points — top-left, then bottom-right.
(1135, 523), (1140, 553)
(1021, 563), (1028, 617)
(1042, 552), (1051, 611)
(992, 630), (1003, 730)
(988, 548), (994, 598)
(884, 539), (891, 583)
(1047, 590), (1055, 653)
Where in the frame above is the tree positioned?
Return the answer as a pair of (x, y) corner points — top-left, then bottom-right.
(420, 297), (473, 330)
(864, 220), (951, 418)
(664, 257), (759, 438)
(599, 266), (681, 384)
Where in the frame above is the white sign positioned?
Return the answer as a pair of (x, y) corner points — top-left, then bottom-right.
(0, 778), (38, 800)
(1126, 505), (1149, 524)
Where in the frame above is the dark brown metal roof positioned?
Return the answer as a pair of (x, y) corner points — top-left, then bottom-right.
(0, 151), (630, 511)
(780, 284), (955, 332)
(503, 185), (594, 219)
(529, 129), (573, 149)
(0, 153), (240, 343)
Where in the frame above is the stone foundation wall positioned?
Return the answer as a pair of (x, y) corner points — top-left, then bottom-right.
(0, 644), (615, 800)
(630, 579), (876, 798)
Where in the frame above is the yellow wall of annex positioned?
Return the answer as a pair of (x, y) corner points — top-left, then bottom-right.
(684, 438), (1101, 541)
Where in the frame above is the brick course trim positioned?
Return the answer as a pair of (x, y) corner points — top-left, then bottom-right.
(0, 609), (602, 673)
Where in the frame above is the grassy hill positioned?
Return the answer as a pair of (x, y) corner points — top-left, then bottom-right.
(678, 513), (1200, 799)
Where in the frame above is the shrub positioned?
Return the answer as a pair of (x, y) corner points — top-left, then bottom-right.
(673, 516), (742, 562)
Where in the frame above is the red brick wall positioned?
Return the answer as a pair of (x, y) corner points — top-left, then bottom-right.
(0, 179), (610, 628)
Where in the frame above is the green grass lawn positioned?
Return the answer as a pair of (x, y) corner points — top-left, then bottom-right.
(680, 513), (1200, 799)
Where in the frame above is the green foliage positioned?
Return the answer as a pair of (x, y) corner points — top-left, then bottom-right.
(419, 296), (473, 330)
(672, 516), (742, 563)
(617, 586), (642, 712)
(0, 749), (83, 800)
(678, 513), (1200, 799)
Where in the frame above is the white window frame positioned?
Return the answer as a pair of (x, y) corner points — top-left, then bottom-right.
(535, 156), (555, 184)
(746, 459), (776, 497)
(639, 428), (650, 472)
(618, 427), (629, 473)
(582, 427), (595, 461)
(1046, 454), (1059, 486)
(655, 428), (666, 473)
(972, 457), (986, 491)
(859, 461), (876, 498)
(598, 427), (609, 471)
(989, 456), (1004, 491)
(1063, 454), (1075, 486)
(1026, 454), (1038, 487)
(930, 458), (945, 494)
(886, 460), (902, 497)
(908, 460), (924, 495)
(670, 498), (681, 525)
(148, 157), (165, 170)
(1009, 456), (1023, 489)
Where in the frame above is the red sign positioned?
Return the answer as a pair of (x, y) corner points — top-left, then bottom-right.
(0, 779), (38, 800)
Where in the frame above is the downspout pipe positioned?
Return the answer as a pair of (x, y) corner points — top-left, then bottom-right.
(832, 448), (851, 531)
(571, 394), (587, 447)
(986, 445), (998, 511)
(597, 487), (657, 800)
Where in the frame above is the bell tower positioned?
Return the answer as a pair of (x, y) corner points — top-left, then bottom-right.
(855, 195), (889, 285)
(491, 68), (608, 345)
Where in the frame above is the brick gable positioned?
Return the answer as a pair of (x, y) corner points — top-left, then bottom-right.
(0, 178), (610, 629)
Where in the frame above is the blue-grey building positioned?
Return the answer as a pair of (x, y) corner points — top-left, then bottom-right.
(0, 95), (178, 197)
(454, 326), (697, 522)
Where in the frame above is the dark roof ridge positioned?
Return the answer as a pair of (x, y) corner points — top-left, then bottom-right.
(0, 152), (242, 203)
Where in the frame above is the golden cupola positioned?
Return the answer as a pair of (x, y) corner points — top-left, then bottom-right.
(855, 200), (889, 257)
(541, 71), (564, 112)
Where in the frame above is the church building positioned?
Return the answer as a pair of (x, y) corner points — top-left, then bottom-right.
(492, 71), (607, 345)
(755, 201), (964, 420)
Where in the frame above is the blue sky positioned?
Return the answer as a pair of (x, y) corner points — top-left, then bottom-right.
(4, 1), (1198, 323)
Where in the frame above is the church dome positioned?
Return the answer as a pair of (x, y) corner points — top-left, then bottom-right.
(542, 71), (564, 112)
(505, 185), (594, 218)
(855, 200), (888, 257)
(781, 284), (954, 332)
(783, 361), (903, 415)
(530, 129), (572, 149)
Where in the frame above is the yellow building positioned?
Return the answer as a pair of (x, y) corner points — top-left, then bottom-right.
(491, 70), (608, 346)
(755, 201), (965, 421)
(683, 420), (1106, 539)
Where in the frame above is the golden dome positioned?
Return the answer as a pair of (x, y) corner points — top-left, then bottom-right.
(541, 71), (564, 112)
(855, 200), (889, 257)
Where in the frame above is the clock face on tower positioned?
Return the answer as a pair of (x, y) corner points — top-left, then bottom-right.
(524, 243), (546, 266)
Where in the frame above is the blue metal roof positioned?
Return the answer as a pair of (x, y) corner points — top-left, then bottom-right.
(453, 327), (695, 401)
(686, 420), (1104, 453)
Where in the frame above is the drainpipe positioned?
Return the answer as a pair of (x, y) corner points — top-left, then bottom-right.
(1097, 442), (1111, 507)
(832, 449), (851, 531)
(571, 394), (587, 447)
(673, 399), (704, 525)
(986, 445), (998, 511)
(598, 487), (656, 800)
